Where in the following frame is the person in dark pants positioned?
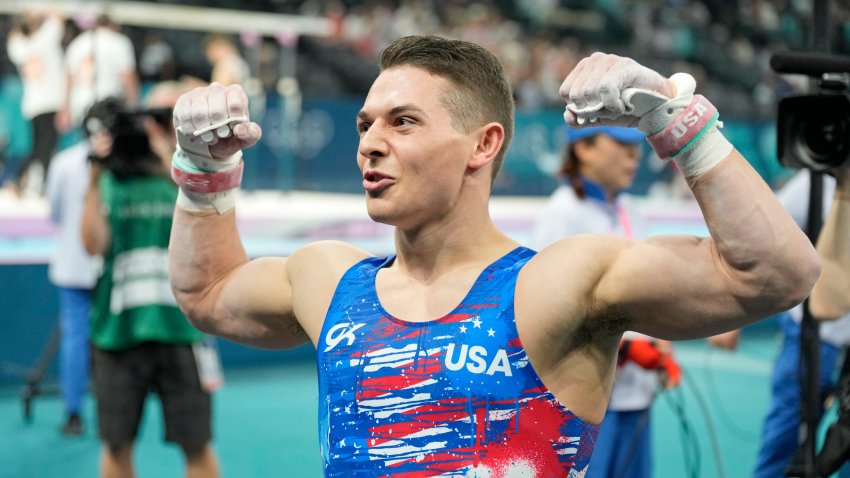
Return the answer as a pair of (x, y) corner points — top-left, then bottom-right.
(6, 10), (65, 195)
(45, 136), (100, 436)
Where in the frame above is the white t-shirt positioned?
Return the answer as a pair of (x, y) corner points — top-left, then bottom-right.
(65, 27), (136, 126)
(6, 15), (65, 118)
(45, 142), (100, 288)
(529, 182), (658, 411)
(529, 183), (648, 246)
(777, 170), (850, 347)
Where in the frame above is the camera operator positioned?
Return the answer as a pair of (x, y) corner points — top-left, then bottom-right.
(81, 83), (220, 478)
(806, 166), (850, 477)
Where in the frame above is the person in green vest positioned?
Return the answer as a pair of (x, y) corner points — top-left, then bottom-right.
(81, 83), (220, 478)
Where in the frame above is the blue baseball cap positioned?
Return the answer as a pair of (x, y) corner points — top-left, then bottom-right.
(566, 125), (645, 144)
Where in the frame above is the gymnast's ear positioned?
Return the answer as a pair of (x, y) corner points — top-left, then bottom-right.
(468, 121), (504, 171)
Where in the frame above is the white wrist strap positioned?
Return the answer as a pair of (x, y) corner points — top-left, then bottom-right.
(672, 126), (733, 178)
(177, 187), (238, 214)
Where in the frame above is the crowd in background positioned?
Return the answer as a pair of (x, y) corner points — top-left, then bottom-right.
(324, 0), (850, 119)
(313, 0), (830, 118)
(2, 0), (849, 194)
(4, 0), (850, 115)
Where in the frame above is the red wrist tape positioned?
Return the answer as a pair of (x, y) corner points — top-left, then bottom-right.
(172, 161), (244, 194)
(647, 95), (718, 159)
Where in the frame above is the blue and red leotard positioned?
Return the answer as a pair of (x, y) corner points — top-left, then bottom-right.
(317, 247), (598, 477)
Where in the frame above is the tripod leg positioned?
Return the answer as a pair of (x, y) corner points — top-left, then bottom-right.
(20, 322), (61, 422)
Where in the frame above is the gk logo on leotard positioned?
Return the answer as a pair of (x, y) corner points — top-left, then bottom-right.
(324, 323), (365, 352)
(671, 101), (708, 139)
(444, 343), (513, 377)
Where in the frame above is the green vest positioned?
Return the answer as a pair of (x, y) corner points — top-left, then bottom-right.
(90, 173), (204, 350)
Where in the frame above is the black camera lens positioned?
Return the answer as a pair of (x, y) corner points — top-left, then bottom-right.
(778, 94), (850, 172)
(801, 112), (849, 163)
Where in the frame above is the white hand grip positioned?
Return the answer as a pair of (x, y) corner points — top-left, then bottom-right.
(567, 88), (669, 125)
(621, 87), (669, 116)
(191, 116), (249, 143)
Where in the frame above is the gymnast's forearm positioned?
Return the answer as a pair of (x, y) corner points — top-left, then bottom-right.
(169, 206), (250, 330)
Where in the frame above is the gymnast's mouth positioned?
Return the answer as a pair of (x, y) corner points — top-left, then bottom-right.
(362, 170), (395, 192)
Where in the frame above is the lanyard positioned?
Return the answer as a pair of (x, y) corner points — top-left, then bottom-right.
(616, 204), (634, 239)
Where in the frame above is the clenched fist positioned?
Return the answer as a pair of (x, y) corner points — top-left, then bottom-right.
(559, 53), (676, 128)
(173, 82), (262, 166)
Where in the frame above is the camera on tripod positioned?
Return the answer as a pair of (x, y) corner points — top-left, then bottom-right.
(772, 51), (850, 172)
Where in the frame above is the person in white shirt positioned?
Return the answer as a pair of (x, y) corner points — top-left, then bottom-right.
(6, 10), (65, 195)
(57, 14), (139, 133)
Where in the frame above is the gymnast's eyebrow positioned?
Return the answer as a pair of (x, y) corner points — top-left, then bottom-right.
(357, 104), (427, 122)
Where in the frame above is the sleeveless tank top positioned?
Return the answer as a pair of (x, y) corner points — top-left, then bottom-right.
(317, 247), (599, 477)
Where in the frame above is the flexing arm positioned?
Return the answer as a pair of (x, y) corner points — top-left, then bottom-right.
(555, 54), (819, 339)
(167, 83), (311, 349)
(810, 169), (850, 320)
(170, 209), (308, 348)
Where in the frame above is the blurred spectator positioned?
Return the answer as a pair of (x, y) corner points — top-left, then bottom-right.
(6, 10), (65, 196)
(203, 33), (250, 85)
(139, 32), (176, 82)
(44, 121), (101, 437)
(57, 14), (139, 133)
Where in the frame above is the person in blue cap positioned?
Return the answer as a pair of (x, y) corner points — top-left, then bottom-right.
(538, 125), (646, 213)
(530, 125), (681, 478)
